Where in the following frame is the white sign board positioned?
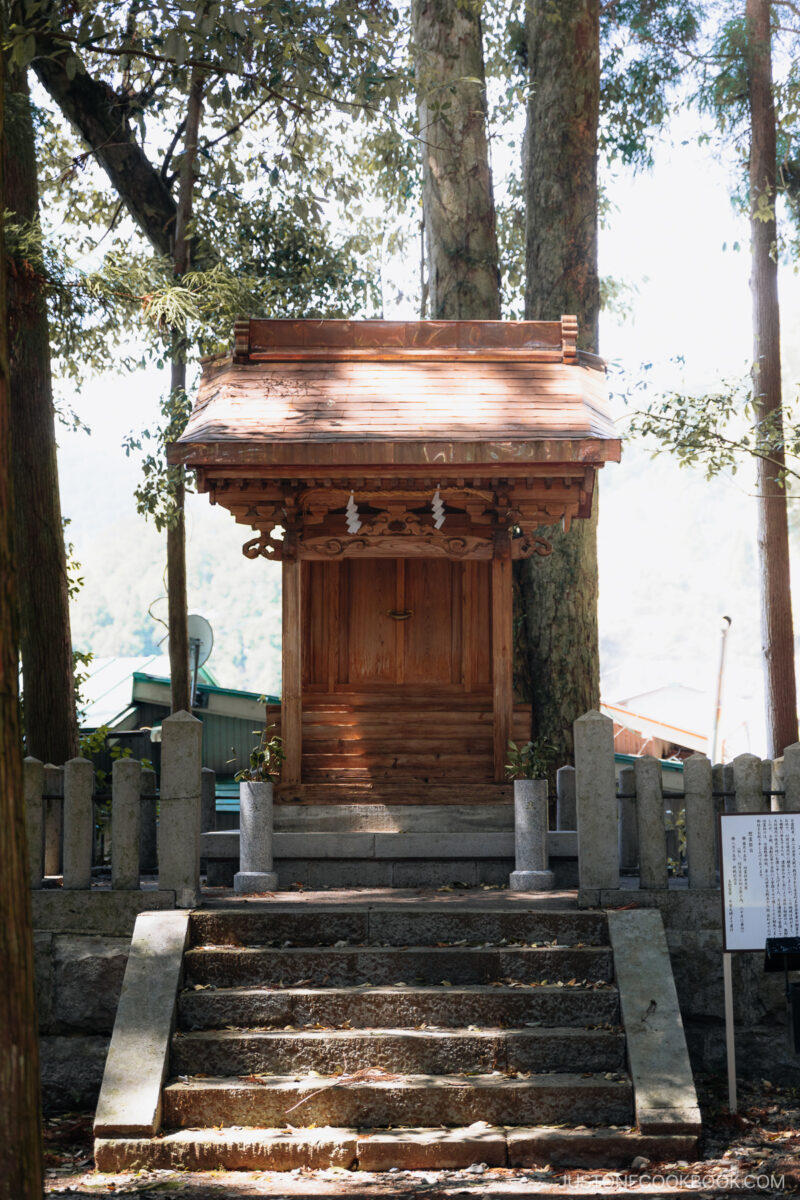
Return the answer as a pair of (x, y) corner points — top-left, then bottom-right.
(720, 812), (800, 951)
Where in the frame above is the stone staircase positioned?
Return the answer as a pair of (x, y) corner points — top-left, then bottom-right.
(94, 902), (701, 1171)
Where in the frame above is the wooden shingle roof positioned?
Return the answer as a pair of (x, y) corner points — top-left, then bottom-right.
(169, 318), (620, 470)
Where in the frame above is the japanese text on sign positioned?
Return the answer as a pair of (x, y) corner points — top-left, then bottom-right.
(720, 812), (800, 951)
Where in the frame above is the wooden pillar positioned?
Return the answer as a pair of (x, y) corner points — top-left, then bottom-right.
(282, 551), (302, 783)
(492, 554), (513, 782)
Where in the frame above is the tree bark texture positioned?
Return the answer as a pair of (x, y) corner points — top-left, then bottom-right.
(411, 0), (501, 319)
(5, 65), (79, 764)
(168, 74), (203, 714)
(746, 0), (798, 756)
(31, 32), (176, 256)
(519, 0), (601, 767)
(0, 42), (45, 1199)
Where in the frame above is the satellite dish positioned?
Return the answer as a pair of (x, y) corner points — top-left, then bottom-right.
(187, 614), (214, 707)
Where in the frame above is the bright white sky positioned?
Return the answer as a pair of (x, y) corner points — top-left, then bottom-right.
(57, 113), (800, 757)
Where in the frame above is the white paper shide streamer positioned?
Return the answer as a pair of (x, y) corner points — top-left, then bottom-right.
(346, 491), (362, 533)
(431, 489), (445, 530)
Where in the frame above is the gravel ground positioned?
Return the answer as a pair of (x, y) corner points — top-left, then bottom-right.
(41, 1075), (800, 1198)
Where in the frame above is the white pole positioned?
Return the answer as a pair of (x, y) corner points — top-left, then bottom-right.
(723, 951), (737, 1112)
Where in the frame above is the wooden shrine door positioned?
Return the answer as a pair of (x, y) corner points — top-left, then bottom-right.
(302, 558), (491, 697)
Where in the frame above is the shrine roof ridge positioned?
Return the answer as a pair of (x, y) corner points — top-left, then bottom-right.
(219, 315), (594, 364)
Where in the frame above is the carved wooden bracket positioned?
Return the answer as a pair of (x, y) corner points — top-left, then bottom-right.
(511, 533), (553, 560)
(242, 534), (285, 561)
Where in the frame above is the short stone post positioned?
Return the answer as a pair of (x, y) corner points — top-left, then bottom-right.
(732, 753), (765, 813)
(684, 753), (716, 888)
(235, 780), (279, 894)
(722, 762), (735, 811)
(509, 779), (555, 891)
(574, 711), (619, 891)
(617, 764), (638, 872)
(139, 768), (158, 873)
(556, 766), (576, 830)
(63, 757), (95, 889)
(43, 763), (63, 876)
(24, 756), (44, 888)
(781, 743), (800, 811)
(201, 767), (217, 833)
(158, 711), (202, 907)
(112, 758), (142, 890)
(634, 755), (668, 889)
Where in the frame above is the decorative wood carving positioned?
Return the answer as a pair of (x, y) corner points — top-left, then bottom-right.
(242, 533), (285, 561)
(511, 534), (553, 560)
(299, 534), (494, 560)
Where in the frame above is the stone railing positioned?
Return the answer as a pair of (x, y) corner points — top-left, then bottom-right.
(26, 710), (204, 907)
(574, 709), (800, 893)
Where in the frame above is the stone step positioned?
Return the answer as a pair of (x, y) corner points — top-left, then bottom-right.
(189, 907), (605, 948)
(163, 1073), (634, 1129)
(183, 945), (613, 988)
(179, 983), (621, 1031)
(171, 1027), (626, 1077)
(95, 1123), (699, 1173)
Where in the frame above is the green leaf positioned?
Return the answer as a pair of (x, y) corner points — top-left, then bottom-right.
(314, 36), (333, 56)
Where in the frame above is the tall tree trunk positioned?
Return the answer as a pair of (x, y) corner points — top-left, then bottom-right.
(746, 0), (798, 756)
(0, 36), (45, 1199)
(5, 65), (78, 763)
(168, 73), (203, 714)
(411, 0), (500, 319)
(519, 0), (601, 767)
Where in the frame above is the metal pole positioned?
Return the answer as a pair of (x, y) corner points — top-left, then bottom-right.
(723, 951), (737, 1112)
(712, 616), (732, 763)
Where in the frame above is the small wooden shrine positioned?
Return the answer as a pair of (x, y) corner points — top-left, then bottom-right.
(168, 317), (620, 807)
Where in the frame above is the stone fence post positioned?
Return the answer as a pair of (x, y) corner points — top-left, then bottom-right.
(24, 756), (44, 888)
(63, 757), (94, 889)
(781, 743), (800, 811)
(43, 763), (63, 877)
(634, 755), (668, 889)
(509, 779), (554, 891)
(684, 752), (716, 889)
(139, 768), (158, 873)
(574, 710), (619, 891)
(112, 758), (142, 890)
(617, 763), (637, 872)
(158, 711), (202, 907)
(733, 753), (766, 813)
(556, 766), (576, 830)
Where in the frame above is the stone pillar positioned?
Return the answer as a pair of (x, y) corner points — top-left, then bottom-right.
(158, 711), (202, 907)
(556, 765), (576, 830)
(63, 757), (94, 889)
(43, 763), (63, 877)
(201, 767), (217, 833)
(24, 756), (44, 888)
(722, 762), (735, 811)
(234, 781), (279, 894)
(761, 758), (774, 805)
(139, 768), (158, 873)
(732, 753), (764, 813)
(684, 753), (716, 889)
(112, 758), (142, 890)
(574, 710), (619, 891)
(509, 779), (554, 891)
(781, 743), (800, 811)
(617, 764), (637, 872)
(634, 755), (668, 890)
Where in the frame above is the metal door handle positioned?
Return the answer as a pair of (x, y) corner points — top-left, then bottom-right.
(386, 609), (414, 621)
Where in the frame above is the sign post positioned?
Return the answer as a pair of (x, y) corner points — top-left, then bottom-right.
(719, 811), (800, 1113)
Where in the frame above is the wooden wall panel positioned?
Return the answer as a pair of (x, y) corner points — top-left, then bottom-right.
(403, 560), (457, 684)
(339, 559), (399, 685)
